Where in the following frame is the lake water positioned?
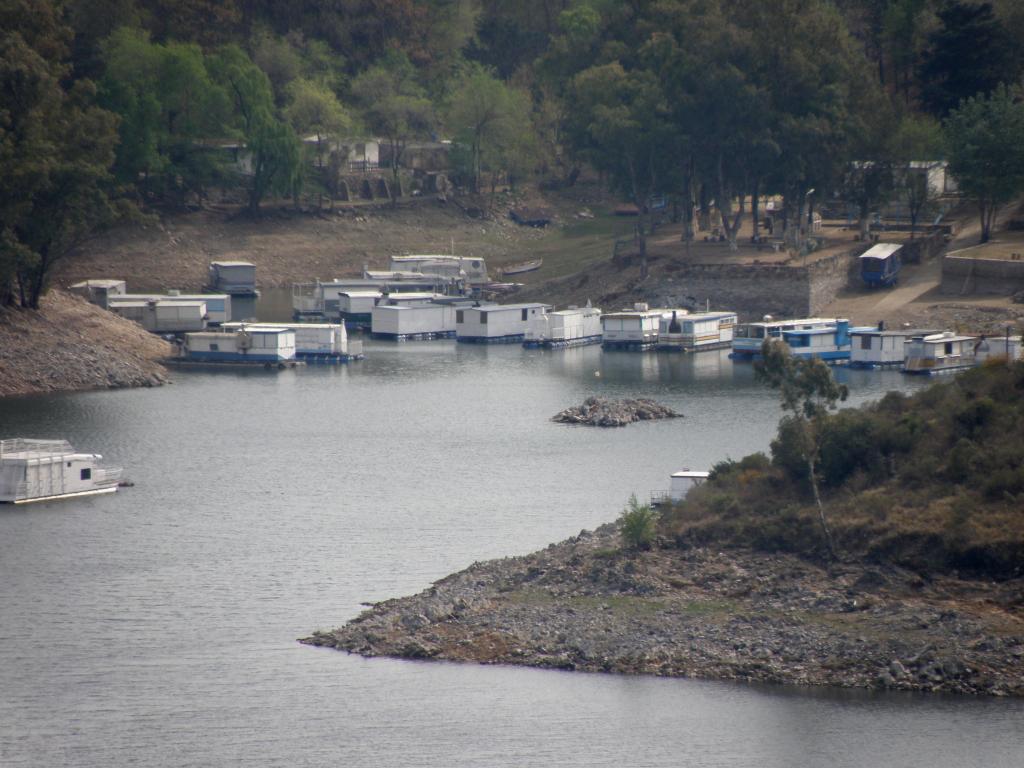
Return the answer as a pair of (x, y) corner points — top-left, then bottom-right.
(1, 334), (1022, 767)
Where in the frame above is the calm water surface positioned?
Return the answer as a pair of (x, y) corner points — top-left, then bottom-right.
(1, 337), (1021, 767)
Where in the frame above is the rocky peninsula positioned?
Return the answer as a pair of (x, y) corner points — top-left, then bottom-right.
(302, 524), (1024, 697)
(552, 397), (681, 427)
(0, 290), (170, 398)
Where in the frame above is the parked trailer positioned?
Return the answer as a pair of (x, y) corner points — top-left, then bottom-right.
(860, 243), (902, 288)
(523, 306), (602, 348)
(456, 303), (549, 343)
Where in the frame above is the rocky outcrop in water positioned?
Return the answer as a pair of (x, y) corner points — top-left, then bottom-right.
(301, 525), (1024, 697)
(552, 397), (681, 427)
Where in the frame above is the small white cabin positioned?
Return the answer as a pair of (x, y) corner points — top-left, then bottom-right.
(0, 439), (122, 504)
(112, 292), (232, 325)
(456, 303), (548, 343)
(670, 470), (709, 501)
(207, 261), (257, 295)
(601, 305), (681, 349)
(903, 331), (978, 375)
(658, 310), (737, 351)
(850, 327), (938, 368)
(184, 327), (296, 363)
(523, 306), (602, 348)
(108, 299), (208, 333)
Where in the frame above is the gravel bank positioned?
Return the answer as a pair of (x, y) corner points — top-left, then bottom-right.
(303, 525), (1024, 697)
(0, 291), (171, 398)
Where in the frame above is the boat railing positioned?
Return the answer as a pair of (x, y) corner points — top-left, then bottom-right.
(650, 490), (672, 507)
(0, 439), (74, 459)
(94, 467), (123, 488)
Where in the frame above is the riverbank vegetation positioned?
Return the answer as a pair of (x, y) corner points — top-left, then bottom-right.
(5, 1), (1024, 308)
(662, 360), (1024, 579)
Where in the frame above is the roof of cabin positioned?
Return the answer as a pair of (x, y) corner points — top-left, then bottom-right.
(860, 243), (903, 259)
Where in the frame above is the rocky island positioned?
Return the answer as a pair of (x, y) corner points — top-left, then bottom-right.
(552, 397), (681, 427)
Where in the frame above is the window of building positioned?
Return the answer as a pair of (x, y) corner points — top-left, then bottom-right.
(210, 343), (219, 351)
(80, 468), (91, 480)
(521, 309), (528, 321)
(481, 312), (488, 324)
(456, 310), (464, 323)
(860, 336), (872, 349)
(944, 342), (953, 355)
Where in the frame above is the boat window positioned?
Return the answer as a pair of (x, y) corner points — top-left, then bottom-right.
(67, 462), (72, 467)
(210, 343), (219, 351)
(456, 310), (464, 323)
(481, 312), (488, 324)
(522, 309), (528, 321)
(860, 336), (872, 349)
(944, 342), (953, 355)
(80, 468), (91, 480)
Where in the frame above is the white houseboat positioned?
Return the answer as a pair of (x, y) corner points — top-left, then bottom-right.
(292, 278), (450, 321)
(389, 254), (489, 284)
(111, 292), (232, 325)
(456, 303), (549, 343)
(183, 327), (296, 364)
(222, 322), (362, 362)
(107, 298), (208, 333)
(658, 310), (737, 352)
(601, 305), (681, 350)
(780, 319), (873, 362)
(69, 279), (126, 308)
(849, 325), (939, 368)
(652, 469), (710, 506)
(1, 439), (123, 504)
(903, 331), (979, 375)
(523, 306), (603, 348)
(207, 261), (258, 296)
(731, 317), (838, 359)
(974, 335), (1023, 364)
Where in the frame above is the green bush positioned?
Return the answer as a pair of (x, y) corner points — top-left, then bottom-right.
(618, 495), (658, 551)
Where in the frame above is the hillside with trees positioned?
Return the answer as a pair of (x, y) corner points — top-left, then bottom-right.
(4, 0), (1024, 307)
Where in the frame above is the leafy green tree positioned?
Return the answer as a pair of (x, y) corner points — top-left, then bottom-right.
(0, 0), (123, 308)
(210, 44), (301, 214)
(918, 1), (1021, 118)
(351, 52), (432, 204)
(756, 339), (849, 559)
(944, 85), (1024, 243)
(618, 494), (658, 551)
(285, 78), (350, 167)
(890, 114), (944, 236)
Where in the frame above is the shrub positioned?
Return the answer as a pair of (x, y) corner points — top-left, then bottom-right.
(618, 494), (658, 550)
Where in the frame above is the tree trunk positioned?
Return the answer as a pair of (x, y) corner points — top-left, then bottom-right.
(751, 178), (761, 241)
(806, 453), (837, 561)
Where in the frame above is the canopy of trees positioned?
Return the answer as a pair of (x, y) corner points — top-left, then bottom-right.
(4, 0), (1024, 306)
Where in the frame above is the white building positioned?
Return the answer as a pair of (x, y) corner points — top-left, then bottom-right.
(658, 310), (737, 352)
(184, 327), (296, 363)
(903, 331), (978, 374)
(222, 322), (361, 361)
(601, 305), (680, 350)
(107, 299), (208, 333)
(111, 292), (232, 325)
(456, 303), (548, 343)
(69, 279), (126, 308)
(207, 261), (257, 296)
(523, 306), (602, 348)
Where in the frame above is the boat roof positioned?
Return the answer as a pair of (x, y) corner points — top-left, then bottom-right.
(549, 306), (601, 316)
(70, 279), (124, 289)
(860, 243), (903, 259)
(109, 299), (206, 308)
(115, 293), (228, 301)
(223, 322), (341, 331)
(917, 332), (977, 343)
(210, 260), (254, 267)
(340, 290), (383, 297)
(739, 317), (836, 328)
(603, 308), (681, 318)
(671, 470), (710, 478)
(381, 292), (442, 301)
(473, 302), (549, 311)
(672, 311), (737, 321)
(851, 327), (940, 337)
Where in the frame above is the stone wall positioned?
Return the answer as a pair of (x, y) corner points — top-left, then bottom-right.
(942, 255), (1024, 295)
(653, 246), (863, 320)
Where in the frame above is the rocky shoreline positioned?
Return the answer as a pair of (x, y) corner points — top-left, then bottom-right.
(552, 397), (681, 427)
(302, 524), (1024, 697)
(0, 290), (171, 398)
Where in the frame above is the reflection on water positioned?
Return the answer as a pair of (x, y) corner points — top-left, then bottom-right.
(1, 335), (1019, 768)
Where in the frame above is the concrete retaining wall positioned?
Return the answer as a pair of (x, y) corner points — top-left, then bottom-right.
(942, 255), (1024, 295)
(653, 246), (864, 320)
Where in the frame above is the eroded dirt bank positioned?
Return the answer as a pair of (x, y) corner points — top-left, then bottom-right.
(0, 291), (171, 398)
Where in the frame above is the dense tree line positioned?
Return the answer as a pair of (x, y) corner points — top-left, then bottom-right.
(3, 0), (1024, 306)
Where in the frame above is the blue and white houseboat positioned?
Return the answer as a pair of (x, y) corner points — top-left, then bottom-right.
(657, 310), (737, 352)
(222, 322), (362, 362)
(731, 317), (837, 359)
(1, 439), (123, 504)
(456, 303), (549, 343)
(601, 305), (681, 350)
(903, 331), (979, 375)
(523, 306), (602, 348)
(781, 319), (872, 362)
(183, 327), (296, 363)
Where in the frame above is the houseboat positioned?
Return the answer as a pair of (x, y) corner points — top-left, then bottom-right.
(69, 279), (126, 308)
(183, 327), (296, 363)
(207, 261), (258, 296)
(389, 255), (489, 285)
(456, 303), (549, 343)
(292, 278), (450, 320)
(860, 243), (903, 288)
(730, 317), (837, 359)
(222, 322), (362, 362)
(0, 439), (123, 504)
(657, 310), (737, 352)
(601, 305), (681, 350)
(975, 335), (1023, 364)
(334, 290), (382, 328)
(849, 325), (938, 368)
(651, 469), (709, 506)
(107, 298), (208, 333)
(523, 306), (603, 348)
(903, 331), (979, 375)
(111, 292), (232, 325)
(780, 319), (873, 362)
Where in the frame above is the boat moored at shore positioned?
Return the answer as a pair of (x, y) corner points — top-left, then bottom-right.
(903, 332), (980, 375)
(601, 305), (681, 350)
(523, 306), (602, 348)
(0, 439), (123, 504)
(657, 310), (737, 352)
(456, 303), (549, 343)
(731, 317), (838, 359)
